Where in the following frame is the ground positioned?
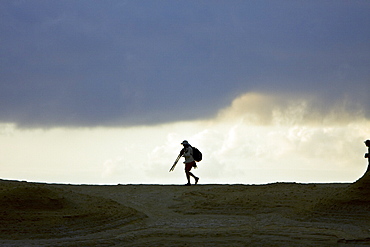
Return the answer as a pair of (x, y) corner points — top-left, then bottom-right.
(0, 173), (370, 246)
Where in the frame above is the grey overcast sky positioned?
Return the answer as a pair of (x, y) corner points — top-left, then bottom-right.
(1, 0), (369, 128)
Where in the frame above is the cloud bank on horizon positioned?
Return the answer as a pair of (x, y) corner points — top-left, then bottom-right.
(1, 0), (369, 128)
(0, 92), (369, 184)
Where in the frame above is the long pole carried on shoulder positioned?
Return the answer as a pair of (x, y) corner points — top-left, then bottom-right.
(169, 153), (181, 172)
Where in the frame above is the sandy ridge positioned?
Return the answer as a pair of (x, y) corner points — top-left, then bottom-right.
(0, 174), (370, 246)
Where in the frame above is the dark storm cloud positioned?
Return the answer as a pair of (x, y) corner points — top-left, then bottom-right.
(1, 0), (369, 127)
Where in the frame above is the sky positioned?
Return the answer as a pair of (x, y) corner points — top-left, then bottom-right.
(0, 0), (369, 185)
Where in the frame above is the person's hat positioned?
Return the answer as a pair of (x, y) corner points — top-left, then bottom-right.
(181, 140), (189, 145)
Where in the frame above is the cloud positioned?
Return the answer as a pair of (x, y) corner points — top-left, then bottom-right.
(1, 1), (369, 128)
(1, 92), (369, 185)
(199, 93), (369, 183)
(1, 0), (370, 183)
(216, 92), (366, 126)
(1, 91), (370, 184)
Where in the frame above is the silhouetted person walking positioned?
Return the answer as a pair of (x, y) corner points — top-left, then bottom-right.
(181, 140), (199, 186)
(365, 140), (370, 173)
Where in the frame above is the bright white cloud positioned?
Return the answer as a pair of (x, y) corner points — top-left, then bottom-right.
(0, 92), (369, 185)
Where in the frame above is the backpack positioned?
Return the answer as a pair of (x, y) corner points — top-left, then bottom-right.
(192, 147), (202, 162)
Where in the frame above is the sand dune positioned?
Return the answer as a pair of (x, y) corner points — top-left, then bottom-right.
(1, 174), (370, 246)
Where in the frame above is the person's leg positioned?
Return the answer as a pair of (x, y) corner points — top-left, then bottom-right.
(188, 172), (199, 184)
(185, 162), (199, 185)
(185, 163), (193, 185)
(185, 170), (191, 185)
